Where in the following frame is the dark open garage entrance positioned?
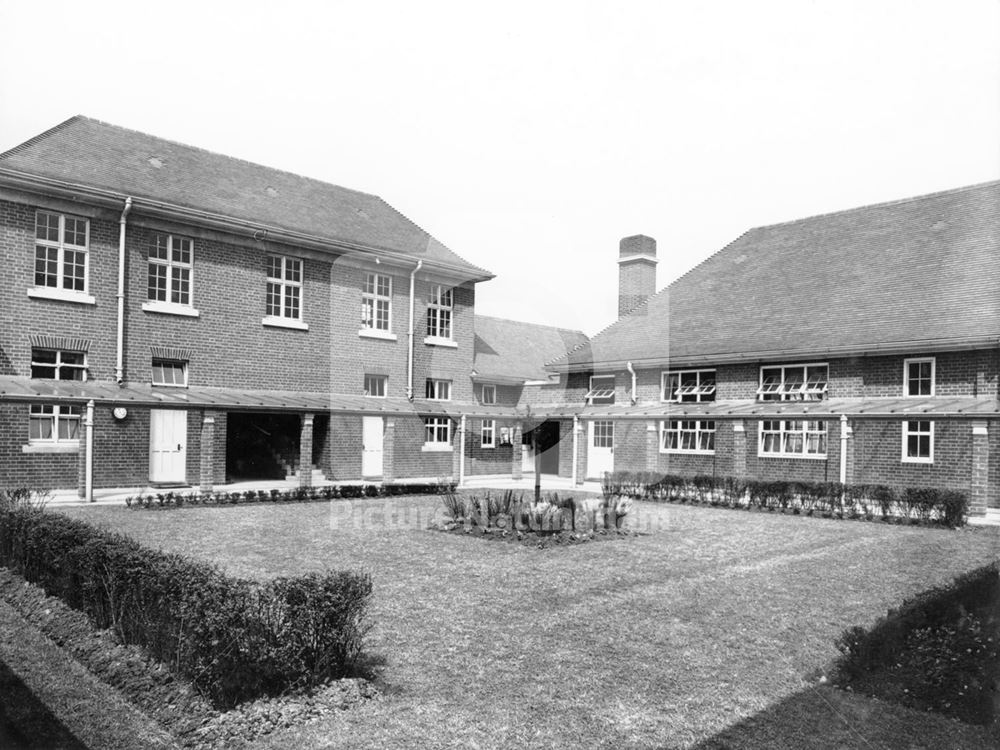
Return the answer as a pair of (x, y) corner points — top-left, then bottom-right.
(524, 419), (560, 475)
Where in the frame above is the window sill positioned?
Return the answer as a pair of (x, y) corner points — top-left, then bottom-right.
(263, 316), (309, 331)
(481, 444), (496, 450)
(23, 442), (80, 454)
(423, 336), (457, 348)
(661, 449), (715, 456)
(421, 443), (453, 453)
(27, 287), (96, 305)
(902, 457), (934, 464)
(143, 301), (200, 318)
(758, 452), (828, 460)
(358, 329), (397, 341)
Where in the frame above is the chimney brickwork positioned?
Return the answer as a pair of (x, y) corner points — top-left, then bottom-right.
(618, 234), (657, 317)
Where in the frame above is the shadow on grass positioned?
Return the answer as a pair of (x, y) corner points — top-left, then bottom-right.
(0, 657), (86, 750)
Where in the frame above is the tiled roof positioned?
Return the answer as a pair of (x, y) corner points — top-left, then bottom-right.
(473, 316), (588, 383)
(0, 116), (491, 278)
(554, 181), (1000, 370)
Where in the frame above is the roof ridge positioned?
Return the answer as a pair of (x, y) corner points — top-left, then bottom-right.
(0, 115), (83, 161)
(751, 179), (1000, 232)
(475, 314), (587, 336)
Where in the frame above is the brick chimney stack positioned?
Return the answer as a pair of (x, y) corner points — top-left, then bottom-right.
(618, 235), (657, 317)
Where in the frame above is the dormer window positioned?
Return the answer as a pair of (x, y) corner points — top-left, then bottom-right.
(480, 384), (497, 405)
(757, 364), (828, 401)
(586, 375), (615, 405)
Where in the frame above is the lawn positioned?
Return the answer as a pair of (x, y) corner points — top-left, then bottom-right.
(58, 497), (1000, 749)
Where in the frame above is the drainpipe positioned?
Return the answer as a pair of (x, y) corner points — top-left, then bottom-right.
(406, 260), (423, 400)
(839, 414), (851, 484)
(571, 414), (579, 485)
(626, 361), (637, 405)
(85, 399), (95, 502)
(115, 197), (133, 383)
(458, 414), (466, 486)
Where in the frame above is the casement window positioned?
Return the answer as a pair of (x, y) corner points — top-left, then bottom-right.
(362, 273), (392, 331)
(586, 375), (615, 405)
(152, 359), (187, 387)
(757, 364), (828, 401)
(425, 379), (452, 401)
(148, 234), (193, 306)
(481, 419), (496, 448)
(480, 384), (497, 405)
(30, 349), (87, 381)
(34, 211), (89, 292)
(424, 417), (451, 446)
(902, 420), (934, 463)
(29, 404), (81, 443)
(364, 374), (387, 397)
(662, 370), (716, 403)
(759, 420), (827, 457)
(660, 419), (715, 453)
(426, 285), (453, 339)
(266, 256), (302, 320)
(904, 358), (935, 397)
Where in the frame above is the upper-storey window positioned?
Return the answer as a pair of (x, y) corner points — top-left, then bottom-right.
(148, 234), (193, 306)
(425, 378), (452, 401)
(904, 357), (935, 397)
(480, 384), (497, 404)
(152, 358), (187, 387)
(426, 286), (453, 339)
(757, 363), (828, 401)
(662, 369), (716, 402)
(364, 374), (387, 397)
(35, 211), (89, 292)
(362, 273), (392, 332)
(586, 375), (615, 405)
(266, 256), (302, 320)
(31, 349), (87, 381)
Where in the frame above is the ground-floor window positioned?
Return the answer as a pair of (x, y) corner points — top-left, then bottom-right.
(29, 404), (81, 442)
(660, 419), (715, 453)
(759, 419), (826, 458)
(424, 417), (451, 449)
(481, 419), (496, 448)
(902, 420), (933, 463)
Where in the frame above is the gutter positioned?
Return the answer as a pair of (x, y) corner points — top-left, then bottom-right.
(406, 260), (423, 400)
(115, 197), (132, 383)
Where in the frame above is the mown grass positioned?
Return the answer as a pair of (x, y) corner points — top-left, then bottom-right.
(59, 497), (1000, 749)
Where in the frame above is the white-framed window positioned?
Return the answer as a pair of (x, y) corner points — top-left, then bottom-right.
(904, 357), (935, 397)
(759, 420), (827, 458)
(586, 375), (615, 405)
(424, 417), (451, 445)
(660, 419), (715, 453)
(152, 359), (187, 387)
(362, 273), (392, 331)
(480, 384), (497, 404)
(30, 349), (87, 381)
(662, 369), (716, 402)
(757, 363), (828, 401)
(425, 379), (452, 401)
(29, 404), (81, 443)
(34, 211), (89, 292)
(426, 285), (453, 339)
(148, 234), (193, 306)
(266, 255), (302, 320)
(902, 420), (934, 463)
(481, 419), (496, 448)
(364, 374), (387, 397)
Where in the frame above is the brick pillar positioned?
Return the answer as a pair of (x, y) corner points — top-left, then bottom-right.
(577, 420), (588, 483)
(842, 418), (855, 485)
(299, 413), (314, 488)
(645, 420), (659, 472)
(77, 432), (87, 497)
(383, 418), (395, 483)
(731, 420), (747, 479)
(511, 422), (523, 480)
(970, 421), (989, 516)
(199, 411), (216, 492)
(452, 417), (464, 482)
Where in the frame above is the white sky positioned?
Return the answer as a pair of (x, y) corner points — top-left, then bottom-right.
(2, 0), (998, 336)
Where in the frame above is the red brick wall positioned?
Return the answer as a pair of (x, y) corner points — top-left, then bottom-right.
(0, 403), (78, 488)
(853, 418), (971, 491)
(463, 417), (516, 475)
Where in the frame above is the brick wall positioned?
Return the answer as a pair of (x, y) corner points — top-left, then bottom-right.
(464, 417), (516, 475)
(0, 403), (78, 488)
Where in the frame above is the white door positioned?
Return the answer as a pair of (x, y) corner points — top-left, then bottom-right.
(149, 409), (187, 483)
(522, 444), (534, 472)
(587, 420), (614, 479)
(362, 416), (384, 477)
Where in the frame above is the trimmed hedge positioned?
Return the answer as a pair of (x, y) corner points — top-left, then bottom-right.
(125, 480), (457, 509)
(601, 471), (969, 527)
(0, 492), (373, 708)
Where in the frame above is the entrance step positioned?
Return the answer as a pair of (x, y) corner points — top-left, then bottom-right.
(287, 465), (327, 483)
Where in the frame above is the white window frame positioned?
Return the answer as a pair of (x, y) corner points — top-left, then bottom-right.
(586, 375), (616, 405)
(425, 379), (452, 401)
(480, 384), (497, 405)
(151, 359), (188, 388)
(28, 404), (82, 444)
(426, 285), (453, 340)
(660, 419), (716, 454)
(364, 374), (387, 397)
(481, 419), (496, 448)
(423, 417), (452, 450)
(362, 273), (392, 332)
(33, 211), (90, 294)
(902, 420), (934, 463)
(147, 234), (194, 307)
(758, 419), (828, 458)
(30, 349), (87, 381)
(903, 357), (935, 398)
(265, 255), (303, 321)
(662, 369), (716, 403)
(757, 363), (828, 401)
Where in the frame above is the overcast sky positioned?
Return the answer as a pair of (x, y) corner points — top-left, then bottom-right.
(2, 1), (998, 336)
